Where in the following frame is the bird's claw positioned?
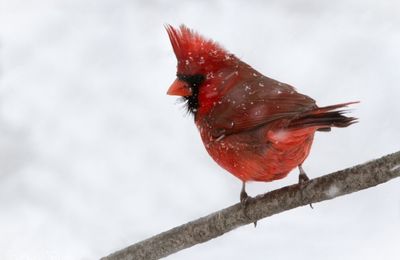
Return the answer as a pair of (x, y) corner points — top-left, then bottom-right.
(240, 190), (249, 208)
(298, 165), (310, 185)
(298, 165), (314, 209)
(240, 183), (257, 227)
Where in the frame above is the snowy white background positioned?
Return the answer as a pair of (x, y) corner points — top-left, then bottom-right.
(1, 0), (400, 259)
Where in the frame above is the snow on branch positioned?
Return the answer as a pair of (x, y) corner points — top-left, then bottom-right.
(102, 151), (400, 260)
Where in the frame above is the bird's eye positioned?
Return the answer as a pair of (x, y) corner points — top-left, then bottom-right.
(177, 74), (205, 87)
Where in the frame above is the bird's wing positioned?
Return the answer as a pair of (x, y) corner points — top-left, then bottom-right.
(204, 76), (317, 137)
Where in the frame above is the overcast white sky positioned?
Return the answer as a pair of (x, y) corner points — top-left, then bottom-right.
(0, 0), (399, 259)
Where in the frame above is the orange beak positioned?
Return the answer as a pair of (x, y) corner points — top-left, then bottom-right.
(167, 79), (192, 96)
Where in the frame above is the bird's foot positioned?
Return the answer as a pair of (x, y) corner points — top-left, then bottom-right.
(298, 165), (310, 185)
(298, 165), (313, 209)
(240, 182), (257, 227)
(240, 188), (250, 208)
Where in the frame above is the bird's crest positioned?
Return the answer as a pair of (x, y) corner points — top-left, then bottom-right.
(165, 24), (234, 75)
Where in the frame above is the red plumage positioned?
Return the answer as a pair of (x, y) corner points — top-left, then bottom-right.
(166, 25), (357, 199)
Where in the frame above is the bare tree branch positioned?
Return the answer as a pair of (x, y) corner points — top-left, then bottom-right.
(102, 151), (400, 260)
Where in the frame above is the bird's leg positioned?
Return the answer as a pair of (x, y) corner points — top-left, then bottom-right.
(298, 164), (310, 184)
(298, 164), (313, 209)
(240, 182), (258, 227)
(240, 181), (249, 208)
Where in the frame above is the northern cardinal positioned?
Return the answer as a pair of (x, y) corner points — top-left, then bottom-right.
(166, 25), (357, 204)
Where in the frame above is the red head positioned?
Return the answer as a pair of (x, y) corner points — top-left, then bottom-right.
(165, 24), (239, 114)
(165, 25), (235, 76)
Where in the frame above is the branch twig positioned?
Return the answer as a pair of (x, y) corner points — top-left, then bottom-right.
(102, 151), (400, 260)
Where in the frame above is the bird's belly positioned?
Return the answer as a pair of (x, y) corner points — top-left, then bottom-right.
(201, 128), (316, 182)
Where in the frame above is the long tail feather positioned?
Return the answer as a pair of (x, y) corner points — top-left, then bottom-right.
(289, 101), (359, 130)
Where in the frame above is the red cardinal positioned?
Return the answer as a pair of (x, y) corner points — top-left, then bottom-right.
(166, 25), (357, 203)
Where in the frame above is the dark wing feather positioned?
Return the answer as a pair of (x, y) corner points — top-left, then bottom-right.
(204, 76), (316, 137)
